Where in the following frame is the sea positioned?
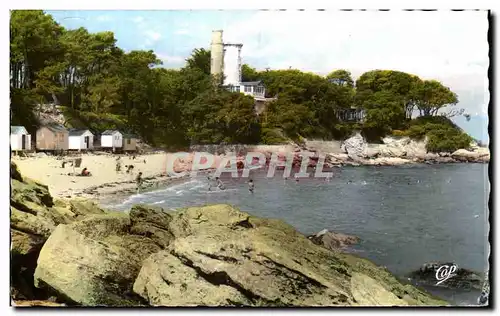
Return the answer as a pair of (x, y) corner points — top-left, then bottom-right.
(103, 163), (490, 306)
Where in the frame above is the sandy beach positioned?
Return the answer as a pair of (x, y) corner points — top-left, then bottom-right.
(12, 153), (174, 200)
(12, 152), (226, 202)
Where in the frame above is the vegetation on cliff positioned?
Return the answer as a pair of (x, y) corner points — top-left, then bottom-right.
(11, 10), (472, 152)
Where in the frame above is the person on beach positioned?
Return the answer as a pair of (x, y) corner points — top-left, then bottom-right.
(126, 165), (135, 174)
(248, 179), (255, 193)
(136, 172), (143, 193)
(215, 177), (225, 190)
(80, 167), (91, 177)
(116, 157), (122, 173)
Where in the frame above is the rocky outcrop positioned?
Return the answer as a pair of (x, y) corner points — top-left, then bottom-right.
(26, 203), (448, 306)
(32, 204), (179, 306)
(11, 163), (447, 306)
(408, 262), (483, 291)
(132, 205), (446, 306)
(332, 133), (490, 166)
(34, 214), (157, 306)
(451, 148), (490, 163)
(10, 162), (107, 301)
(308, 229), (360, 251)
(341, 133), (366, 161)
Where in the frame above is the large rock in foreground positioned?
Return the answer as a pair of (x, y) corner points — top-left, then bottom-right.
(31, 203), (446, 306)
(33, 205), (175, 306)
(137, 205), (446, 306)
(10, 162), (107, 301)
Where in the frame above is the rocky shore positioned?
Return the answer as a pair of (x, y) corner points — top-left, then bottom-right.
(317, 134), (490, 167)
(11, 162), (448, 307)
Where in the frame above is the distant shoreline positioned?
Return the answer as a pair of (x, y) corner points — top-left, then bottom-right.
(12, 146), (488, 206)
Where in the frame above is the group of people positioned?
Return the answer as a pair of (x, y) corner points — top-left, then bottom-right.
(207, 176), (255, 193)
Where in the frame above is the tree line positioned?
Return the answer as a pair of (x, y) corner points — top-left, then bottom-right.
(10, 10), (472, 152)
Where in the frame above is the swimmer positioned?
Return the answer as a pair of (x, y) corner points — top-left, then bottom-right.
(248, 179), (255, 193)
(215, 177), (225, 190)
(207, 176), (212, 191)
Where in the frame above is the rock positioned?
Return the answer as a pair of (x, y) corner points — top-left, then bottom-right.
(308, 229), (360, 250)
(34, 213), (162, 306)
(451, 148), (490, 163)
(128, 205), (175, 249)
(11, 162), (23, 182)
(424, 153), (440, 160)
(408, 262), (483, 291)
(11, 229), (45, 257)
(350, 273), (408, 306)
(369, 157), (413, 166)
(9, 164), (115, 301)
(12, 161), (447, 307)
(133, 204), (446, 306)
(341, 133), (366, 160)
(328, 153), (350, 163)
(13, 300), (66, 307)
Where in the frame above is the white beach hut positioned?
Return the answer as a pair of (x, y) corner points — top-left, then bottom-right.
(10, 126), (31, 151)
(100, 130), (123, 151)
(68, 129), (94, 150)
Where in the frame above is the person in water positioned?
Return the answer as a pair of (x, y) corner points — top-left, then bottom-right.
(207, 176), (213, 191)
(136, 172), (143, 193)
(248, 179), (255, 193)
(215, 177), (225, 190)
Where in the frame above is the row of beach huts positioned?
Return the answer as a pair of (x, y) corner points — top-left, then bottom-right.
(10, 123), (139, 153)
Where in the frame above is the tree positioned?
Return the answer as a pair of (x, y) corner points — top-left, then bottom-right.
(10, 10), (64, 90)
(326, 69), (354, 87)
(356, 70), (419, 121)
(9, 11), (471, 148)
(412, 79), (459, 117)
(242, 64), (260, 82)
(184, 48), (211, 76)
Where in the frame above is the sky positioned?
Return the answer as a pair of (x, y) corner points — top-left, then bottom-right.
(46, 10), (490, 143)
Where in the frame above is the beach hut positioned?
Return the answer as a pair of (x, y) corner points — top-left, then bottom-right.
(122, 133), (139, 152)
(36, 123), (69, 151)
(68, 129), (94, 150)
(100, 130), (123, 151)
(10, 126), (31, 151)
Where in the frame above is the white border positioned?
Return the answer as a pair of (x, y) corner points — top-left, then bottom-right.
(2, 0), (497, 315)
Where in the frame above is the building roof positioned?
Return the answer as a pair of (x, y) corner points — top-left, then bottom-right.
(102, 129), (122, 136)
(42, 123), (67, 133)
(68, 128), (92, 137)
(122, 133), (139, 139)
(240, 81), (264, 86)
(11, 126), (28, 134)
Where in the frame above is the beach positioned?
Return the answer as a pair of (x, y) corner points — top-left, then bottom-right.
(11, 151), (227, 202)
(12, 153), (172, 200)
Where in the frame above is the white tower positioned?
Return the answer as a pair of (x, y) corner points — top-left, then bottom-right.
(222, 43), (243, 86)
(210, 30), (224, 83)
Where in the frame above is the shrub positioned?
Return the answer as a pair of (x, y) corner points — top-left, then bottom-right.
(391, 129), (407, 137)
(260, 128), (288, 144)
(405, 116), (473, 152)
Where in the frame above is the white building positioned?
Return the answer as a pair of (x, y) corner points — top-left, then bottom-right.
(10, 126), (31, 151)
(68, 129), (94, 150)
(223, 43), (242, 86)
(100, 130), (123, 150)
(210, 30), (276, 115)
